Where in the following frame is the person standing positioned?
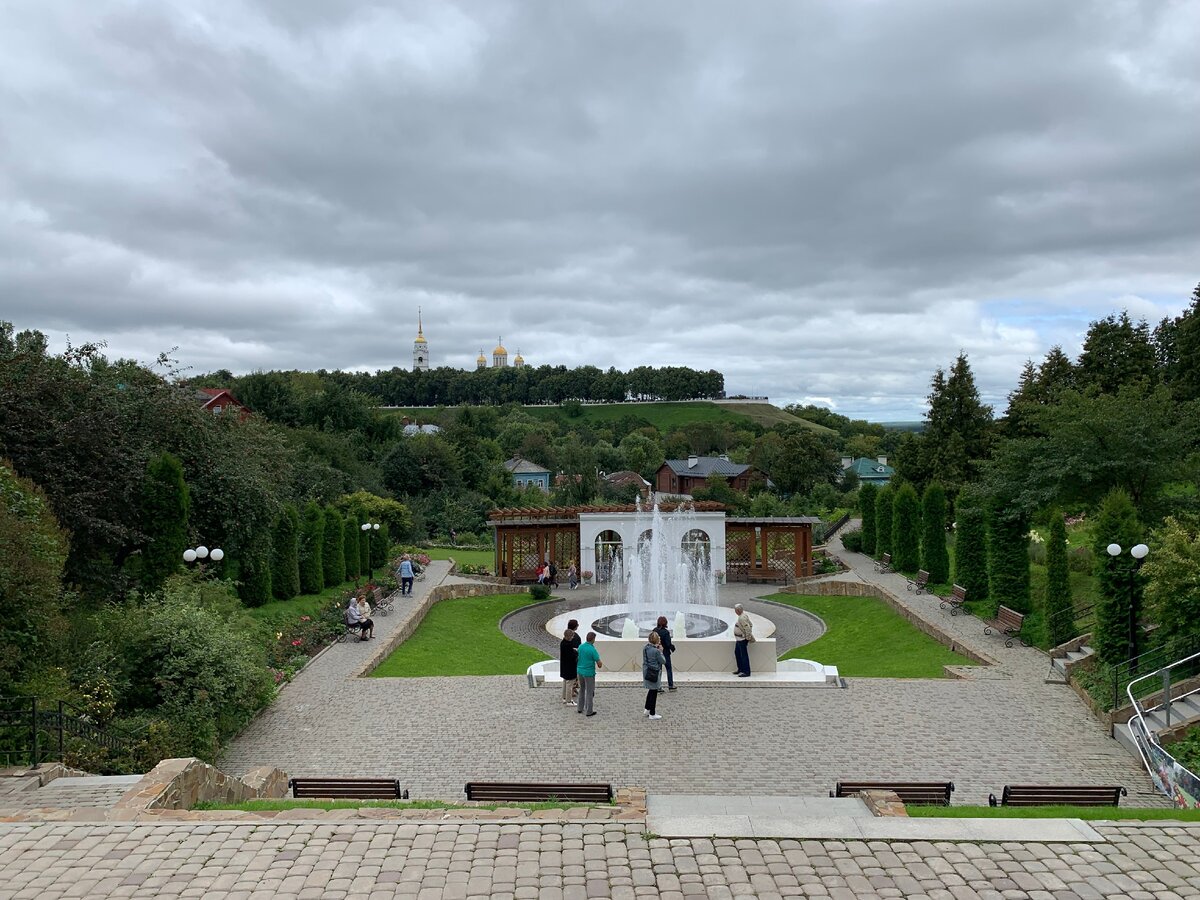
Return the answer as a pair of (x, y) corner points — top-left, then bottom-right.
(548, 560), (558, 588)
(576, 632), (603, 717)
(642, 632), (667, 719)
(733, 603), (753, 677)
(398, 556), (415, 595)
(559, 621), (582, 705)
(567, 563), (579, 590)
(653, 616), (677, 691)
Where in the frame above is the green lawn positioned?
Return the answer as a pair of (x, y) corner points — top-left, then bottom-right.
(769, 593), (973, 678)
(246, 578), (363, 628)
(196, 798), (604, 812)
(422, 546), (494, 569)
(371, 593), (550, 677)
(908, 805), (1200, 821)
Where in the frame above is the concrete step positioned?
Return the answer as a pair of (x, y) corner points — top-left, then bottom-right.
(1065, 646), (1094, 663)
(4, 774), (143, 810)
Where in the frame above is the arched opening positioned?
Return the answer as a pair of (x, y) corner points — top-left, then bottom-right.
(681, 528), (711, 570)
(637, 529), (654, 552)
(594, 530), (623, 583)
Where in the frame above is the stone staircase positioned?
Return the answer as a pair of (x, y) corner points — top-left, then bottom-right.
(1046, 644), (1094, 684)
(1114, 692), (1200, 758)
(0, 774), (142, 810)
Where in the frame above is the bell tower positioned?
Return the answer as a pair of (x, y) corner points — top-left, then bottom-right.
(413, 308), (429, 371)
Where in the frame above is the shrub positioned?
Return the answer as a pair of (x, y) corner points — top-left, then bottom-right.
(858, 483), (878, 555)
(321, 506), (346, 587)
(920, 482), (949, 584)
(874, 484), (895, 558)
(1044, 511), (1074, 645)
(297, 501), (325, 595)
(840, 529), (864, 553)
(891, 484), (921, 573)
(0, 459), (68, 688)
(237, 545), (272, 607)
(1068, 546), (1094, 573)
(953, 504), (988, 604)
(271, 504), (301, 600)
(530, 584), (551, 601)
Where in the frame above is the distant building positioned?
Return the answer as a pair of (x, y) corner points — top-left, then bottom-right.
(841, 456), (894, 485)
(402, 422), (442, 436)
(504, 457), (551, 492)
(413, 309), (429, 371)
(655, 456), (756, 496)
(195, 388), (249, 421)
(603, 470), (651, 498)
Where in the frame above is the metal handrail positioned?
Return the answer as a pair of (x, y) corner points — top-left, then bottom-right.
(1126, 650), (1200, 804)
(0, 695), (144, 767)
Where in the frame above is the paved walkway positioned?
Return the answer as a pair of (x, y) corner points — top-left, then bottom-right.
(2, 819), (1198, 899)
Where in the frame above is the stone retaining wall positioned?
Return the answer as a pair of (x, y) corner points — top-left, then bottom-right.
(784, 580), (995, 667)
(115, 758), (289, 811)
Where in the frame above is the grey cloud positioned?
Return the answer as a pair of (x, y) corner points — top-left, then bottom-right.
(1, 0), (1198, 419)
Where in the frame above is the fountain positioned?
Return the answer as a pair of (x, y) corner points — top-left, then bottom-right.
(543, 498), (779, 672)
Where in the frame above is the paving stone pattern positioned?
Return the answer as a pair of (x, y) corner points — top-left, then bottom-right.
(2, 820), (1199, 899)
(220, 547), (1158, 805)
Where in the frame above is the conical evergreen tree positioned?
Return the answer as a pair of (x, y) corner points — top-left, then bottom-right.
(954, 504), (988, 603)
(987, 506), (1031, 614)
(920, 482), (950, 584)
(1044, 511), (1074, 646)
(271, 504), (301, 600)
(138, 452), (190, 593)
(297, 501), (325, 594)
(891, 484), (921, 573)
(874, 484), (895, 558)
(1092, 488), (1144, 665)
(322, 506), (346, 587)
(238, 545), (272, 607)
(859, 482), (879, 555)
(343, 517), (360, 579)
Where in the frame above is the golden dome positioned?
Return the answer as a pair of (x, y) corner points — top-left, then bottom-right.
(514, 351), (524, 363)
(415, 333), (427, 344)
(477, 349), (487, 363)
(493, 344), (508, 356)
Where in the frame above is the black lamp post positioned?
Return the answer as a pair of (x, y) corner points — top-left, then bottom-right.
(1106, 541), (1148, 666)
(361, 522), (380, 583)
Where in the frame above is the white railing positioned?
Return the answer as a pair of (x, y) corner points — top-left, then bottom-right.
(1125, 650), (1200, 807)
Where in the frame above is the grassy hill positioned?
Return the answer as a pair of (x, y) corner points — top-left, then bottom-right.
(384, 401), (834, 434)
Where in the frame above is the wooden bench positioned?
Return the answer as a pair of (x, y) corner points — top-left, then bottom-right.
(831, 780), (954, 806)
(939, 584), (968, 616)
(984, 605), (1026, 647)
(874, 553), (892, 573)
(989, 785), (1126, 807)
(290, 778), (408, 799)
(906, 569), (930, 594)
(464, 782), (613, 803)
(747, 568), (787, 585)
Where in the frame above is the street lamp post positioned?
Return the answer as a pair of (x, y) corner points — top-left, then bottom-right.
(183, 545), (225, 570)
(1106, 541), (1148, 667)
(361, 522), (380, 583)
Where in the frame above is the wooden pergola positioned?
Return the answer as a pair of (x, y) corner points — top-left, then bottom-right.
(489, 502), (726, 583)
(724, 517), (818, 583)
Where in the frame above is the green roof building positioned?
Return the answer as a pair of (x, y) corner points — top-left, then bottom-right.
(841, 456), (895, 485)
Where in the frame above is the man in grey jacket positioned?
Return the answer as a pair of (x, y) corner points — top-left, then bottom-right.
(732, 603), (753, 677)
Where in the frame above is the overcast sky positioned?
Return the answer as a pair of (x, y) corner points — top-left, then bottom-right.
(2, 1), (1198, 419)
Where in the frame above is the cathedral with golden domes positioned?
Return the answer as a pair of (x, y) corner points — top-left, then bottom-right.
(411, 311), (526, 371)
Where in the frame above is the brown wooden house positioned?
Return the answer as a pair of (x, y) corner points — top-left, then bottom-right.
(655, 455), (757, 496)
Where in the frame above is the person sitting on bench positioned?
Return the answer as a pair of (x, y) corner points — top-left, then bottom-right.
(356, 595), (374, 640)
(344, 596), (370, 641)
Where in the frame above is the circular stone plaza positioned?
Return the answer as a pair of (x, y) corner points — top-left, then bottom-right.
(3, 509), (1197, 900)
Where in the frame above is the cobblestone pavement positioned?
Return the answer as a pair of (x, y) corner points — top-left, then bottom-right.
(220, 548), (1160, 805)
(2, 820), (1199, 899)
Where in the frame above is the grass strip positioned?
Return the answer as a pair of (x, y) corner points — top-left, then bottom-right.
(907, 804), (1200, 821)
(769, 593), (974, 678)
(371, 593), (550, 677)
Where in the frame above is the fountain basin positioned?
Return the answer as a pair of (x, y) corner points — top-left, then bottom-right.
(545, 603), (778, 673)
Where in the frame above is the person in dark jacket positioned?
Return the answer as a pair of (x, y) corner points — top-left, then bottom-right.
(559, 619), (582, 704)
(653, 616), (677, 691)
(642, 632), (667, 719)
